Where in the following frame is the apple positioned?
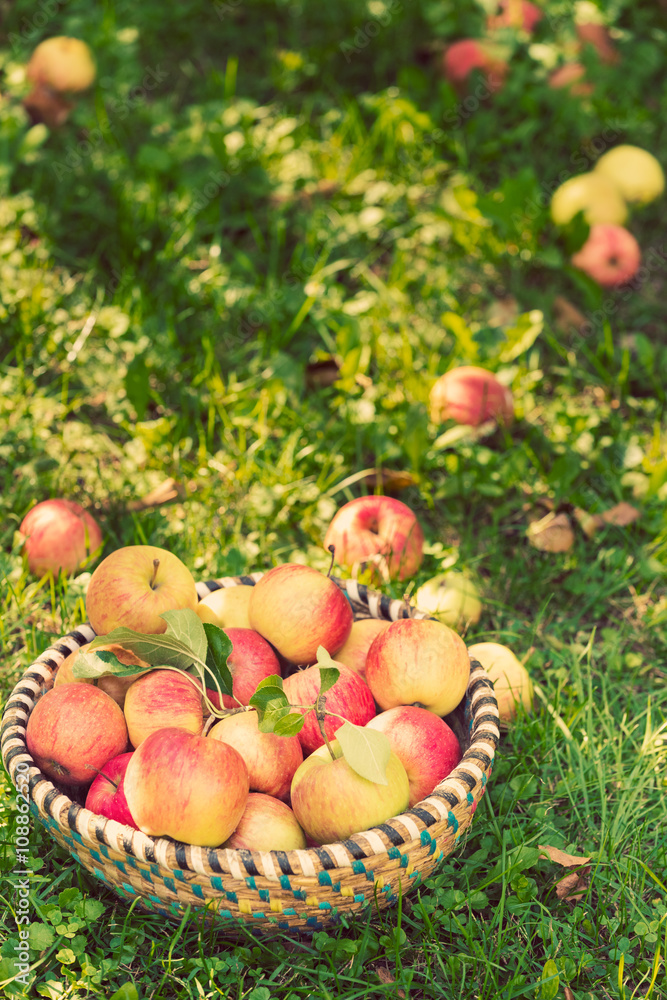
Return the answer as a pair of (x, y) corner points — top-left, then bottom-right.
(366, 706), (462, 807)
(594, 146), (665, 206)
(283, 661), (376, 755)
(487, 0), (543, 33)
(19, 499), (102, 577)
(84, 752), (138, 827)
(208, 710), (303, 801)
(333, 618), (391, 680)
(26, 684), (128, 785)
(207, 628), (281, 710)
(415, 572), (482, 630)
(223, 793), (307, 851)
(429, 366), (514, 428)
(123, 727), (249, 847)
(123, 669), (204, 748)
(468, 641), (533, 725)
(248, 564), (353, 664)
(85, 544), (198, 636)
(290, 739), (410, 844)
(576, 21), (619, 65)
(365, 618), (469, 717)
(26, 37), (96, 93)
(323, 496), (424, 581)
(54, 642), (149, 708)
(571, 224), (641, 287)
(547, 62), (594, 97)
(442, 39), (508, 94)
(550, 173), (627, 227)
(196, 585), (253, 628)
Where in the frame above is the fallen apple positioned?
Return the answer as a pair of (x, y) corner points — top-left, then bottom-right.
(442, 38), (508, 94)
(283, 662), (376, 755)
(196, 585), (254, 629)
(571, 224), (641, 287)
(85, 544), (198, 636)
(594, 145), (665, 206)
(487, 0), (543, 33)
(290, 738), (410, 844)
(208, 710), (303, 802)
(547, 62), (594, 97)
(468, 641), (533, 725)
(429, 366), (514, 428)
(84, 751), (138, 828)
(223, 793), (307, 851)
(123, 669), (204, 748)
(19, 499), (103, 577)
(415, 572), (482, 630)
(26, 36), (96, 93)
(323, 496), (424, 581)
(26, 684), (128, 785)
(123, 727), (249, 847)
(550, 173), (628, 227)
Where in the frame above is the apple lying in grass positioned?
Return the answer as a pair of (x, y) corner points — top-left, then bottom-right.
(209, 710), (303, 802)
(26, 684), (128, 785)
(124, 727), (249, 847)
(550, 173), (627, 227)
(415, 572), (482, 630)
(575, 21), (619, 65)
(365, 618), (470, 717)
(84, 752), (138, 828)
(594, 145), (665, 206)
(429, 367), (514, 428)
(85, 544), (198, 636)
(283, 662), (376, 755)
(548, 62), (594, 97)
(248, 563), (353, 664)
(468, 641), (533, 725)
(571, 224), (641, 287)
(55, 642), (148, 708)
(196, 585), (254, 629)
(19, 499), (102, 577)
(223, 793), (307, 851)
(366, 706), (462, 807)
(487, 0), (543, 33)
(442, 39), (508, 94)
(333, 618), (391, 680)
(290, 739), (410, 844)
(323, 496), (424, 581)
(123, 669), (204, 748)
(24, 37), (96, 129)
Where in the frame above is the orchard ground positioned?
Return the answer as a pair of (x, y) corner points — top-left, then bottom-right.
(1, 2), (667, 999)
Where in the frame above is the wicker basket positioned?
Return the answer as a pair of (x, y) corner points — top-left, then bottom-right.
(1, 574), (500, 935)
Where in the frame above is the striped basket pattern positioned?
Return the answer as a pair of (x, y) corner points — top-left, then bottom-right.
(1, 574), (500, 934)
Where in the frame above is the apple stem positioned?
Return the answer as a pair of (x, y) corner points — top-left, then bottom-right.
(327, 545), (335, 578)
(150, 558), (160, 590)
(315, 694), (336, 761)
(85, 766), (118, 791)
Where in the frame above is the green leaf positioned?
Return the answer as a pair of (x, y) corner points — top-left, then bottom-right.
(88, 628), (196, 670)
(498, 309), (544, 363)
(202, 622), (234, 696)
(249, 684), (289, 713)
(336, 721), (391, 785)
(74, 899), (105, 922)
(272, 712), (305, 737)
(57, 888), (80, 909)
(56, 948), (77, 965)
(257, 705), (294, 734)
(539, 959), (560, 1000)
(124, 354), (150, 421)
(161, 609), (208, 666)
(72, 649), (152, 679)
(29, 923), (56, 951)
(109, 984), (140, 1000)
(318, 669), (340, 696)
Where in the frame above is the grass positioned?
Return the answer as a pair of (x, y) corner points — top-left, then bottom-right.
(1, 0), (667, 996)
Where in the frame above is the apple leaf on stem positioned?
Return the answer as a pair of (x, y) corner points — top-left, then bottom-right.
(248, 676), (304, 735)
(72, 648), (152, 679)
(88, 629), (197, 670)
(272, 713), (305, 737)
(315, 646), (340, 694)
(202, 622), (234, 697)
(335, 721), (391, 785)
(161, 608), (208, 667)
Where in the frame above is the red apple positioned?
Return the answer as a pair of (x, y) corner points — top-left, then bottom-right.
(548, 62), (594, 97)
(19, 499), (102, 577)
(290, 739), (410, 844)
(208, 628), (281, 709)
(488, 0), (543, 33)
(366, 706), (461, 807)
(571, 224), (641, 287)
(54, 642), (148, 708)
(333, 619), (391, 680)
(123, 727), (249, 847)
(248, 564), (353, 664)
(123, 669), (204, 748)
(365, 618), (470, 717)
(84, 752), (138, 827)
(85, 544), (198, 636)
(576, 22), (619, 65)
(323, 496), (424, 581)
(223, 793), (306, 851)
(429, 366), (514, 428)
(442, 39), (508, 94)
(283, 662), (376, 755)
(208, 710), (303, 801)
(26, 684), (128, 785)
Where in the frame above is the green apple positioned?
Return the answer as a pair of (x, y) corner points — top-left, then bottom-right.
(550, 172), (627, 226)
(415, 572), (482, 629)
(594, 145), (665, 206)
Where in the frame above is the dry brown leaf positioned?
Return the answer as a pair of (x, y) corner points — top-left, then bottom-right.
(127, 478), (186, 511)
(538, 845), (592, 867)
(600, 502), (641, 527)
(573, 507), (603, 538)
(305, 356), (341, 387)
(362, 469), (418, 492)
(564, 985), (575, 1000)
(555, 868), (590, 903)
(527, 512), (575, 552)
(553, 295), (589, 335)
(487, 296), (519, 329)
(376, 967), (406, 998)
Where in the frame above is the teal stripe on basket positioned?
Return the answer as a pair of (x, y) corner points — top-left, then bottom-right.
(279, 875), (291, 890)
(447, 811), (459, 834)
(365, 869), (377, 882)
(252, 911), (265, 919)
(139, 868), (153, 884)
(318, 901), (332, 910)
(284, 908), (297, 916)
(352, 860), (366, 875)
(259, 889), (269, 903)
(113, 860), (127, 875)
(467, 792), (474, 804)
(173, 869), (187, 883)
(210, 876), (224, 892)
(420, 830), (433, 847)
(225, 891), (237, 904)
(318, 871), (332, 887)
(246, 876), (257, 890)
(100, 844), (110, 860)
(122, 882), (135, 895)
(191, 884), (204, 900)
(163, 877), (176, 893)
(354, 893), (365, 903)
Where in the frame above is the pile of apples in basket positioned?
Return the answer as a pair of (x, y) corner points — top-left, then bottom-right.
(23, 497), (531, 853)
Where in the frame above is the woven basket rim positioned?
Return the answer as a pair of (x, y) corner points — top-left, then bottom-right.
(1, 573), (500, 883)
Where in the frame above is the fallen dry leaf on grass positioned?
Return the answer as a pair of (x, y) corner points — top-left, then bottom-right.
(362, 469), (418, 492)
(538, 845), (591, 867)
(539, 844), (592, 905)
(527, 512), (575, 552)
(574, 502), (640, 538)
(376, 967), (406, 998)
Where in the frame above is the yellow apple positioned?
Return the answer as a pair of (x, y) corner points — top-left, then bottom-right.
(550, 172), (627, 226)
(468, 641), (533, 725)
(594, 145), (665, 206)
(196, 586), (253, 628)
(415, 572), (482, 629)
